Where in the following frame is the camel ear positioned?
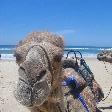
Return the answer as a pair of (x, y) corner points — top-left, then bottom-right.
(14, 51), (22, 62)
(52, 36), (64, 49)
(59, 37), (64, 48)
(54, 53), (62, 62)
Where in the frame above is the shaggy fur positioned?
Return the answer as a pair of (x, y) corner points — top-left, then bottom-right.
(97, 50), (112, 63)
(14, 32), (65, 112)
(62, 58), (104, 112)
(14, 32), (103, 112)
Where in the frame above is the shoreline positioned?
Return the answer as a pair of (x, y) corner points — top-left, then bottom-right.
(0, 55), (98, 61)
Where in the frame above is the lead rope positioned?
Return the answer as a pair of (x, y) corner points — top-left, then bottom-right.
(64, 76), (90, 112)
(101, 61), (112, 101)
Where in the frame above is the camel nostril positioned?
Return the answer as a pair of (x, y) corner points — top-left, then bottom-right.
(20, 66), (25, 72)
(36, 70), (47, 81)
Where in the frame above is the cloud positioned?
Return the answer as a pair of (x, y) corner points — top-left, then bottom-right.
(56, 29), (76, 35)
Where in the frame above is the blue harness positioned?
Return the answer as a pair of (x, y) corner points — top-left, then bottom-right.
(64, 76), (90, 112)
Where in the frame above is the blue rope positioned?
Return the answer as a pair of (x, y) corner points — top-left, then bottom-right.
(71, 90), (90, 112)
(64, 75), (79, 88)
(64, 76), (90, 112)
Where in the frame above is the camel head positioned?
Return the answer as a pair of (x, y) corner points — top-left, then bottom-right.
(14, 32), (64, 108)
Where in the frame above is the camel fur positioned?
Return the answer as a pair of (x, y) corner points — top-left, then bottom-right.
(14, 32), (104, 112)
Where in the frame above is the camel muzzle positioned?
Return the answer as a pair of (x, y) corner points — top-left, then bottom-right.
(14, 66), (51, 107)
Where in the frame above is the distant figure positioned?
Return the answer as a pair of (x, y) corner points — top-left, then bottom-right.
(0, 54), (1, 59)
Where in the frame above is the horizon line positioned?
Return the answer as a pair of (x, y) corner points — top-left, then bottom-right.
(0, 44), (112, 48)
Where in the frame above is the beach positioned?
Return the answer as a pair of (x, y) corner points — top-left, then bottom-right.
(0, 58), (112, 112)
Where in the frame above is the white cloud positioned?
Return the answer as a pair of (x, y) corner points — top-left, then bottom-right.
(56, 29), (76, 35)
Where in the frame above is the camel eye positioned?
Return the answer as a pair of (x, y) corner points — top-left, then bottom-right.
(36, 70), (46, 81)
(54, 54), (62, 62)
(14, 52), (22, 62)
(20, 66), (25, 71)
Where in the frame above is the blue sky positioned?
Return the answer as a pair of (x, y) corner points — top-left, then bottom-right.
(0, 0), (112, 46)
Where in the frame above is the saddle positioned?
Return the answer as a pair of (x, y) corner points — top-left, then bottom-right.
(62, 50), (104, 112)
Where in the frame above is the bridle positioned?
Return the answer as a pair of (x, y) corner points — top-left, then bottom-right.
(25, 44), (54, 86)
(25, 44), (64, 112)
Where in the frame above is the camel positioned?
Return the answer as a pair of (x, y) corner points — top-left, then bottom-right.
(62, 57), (104, 112)
(14, 32), (104, 112)
(97, 50), (112, 63)
(14, 32), (65, 112)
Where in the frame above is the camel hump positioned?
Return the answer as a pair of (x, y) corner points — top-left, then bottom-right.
(97, 50), (112, 63)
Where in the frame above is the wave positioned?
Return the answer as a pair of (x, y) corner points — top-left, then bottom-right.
(0, 48), (15, 50)
(98, 48), (112, 51)
(63, 53), (97, 58)
(65, 47), (112, 50)
(1, 46), (112, 51)
(1, 46), (112, 60)
(0, 54), (16, 60)
(1, 53), (97, 60)
(65, 48), (89, 50)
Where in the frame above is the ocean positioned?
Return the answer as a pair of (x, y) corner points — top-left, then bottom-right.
(0, 45), (112, 60)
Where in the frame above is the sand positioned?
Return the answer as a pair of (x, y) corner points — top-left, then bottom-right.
(0, 58), (112, 112)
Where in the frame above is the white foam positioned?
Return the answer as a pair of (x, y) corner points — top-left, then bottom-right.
(98, 48), (112, 51)
(0, 48), (15, 50)
(63, 53), (97, 58)
(82, 53), (97, 57)
(1, 54), (16, 60)
(65, 48), (89, 50)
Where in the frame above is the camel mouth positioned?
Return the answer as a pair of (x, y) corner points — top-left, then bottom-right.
(14, 76), (51, 107)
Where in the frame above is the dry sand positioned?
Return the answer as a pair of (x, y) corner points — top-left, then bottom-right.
(0, 58), (112, 112)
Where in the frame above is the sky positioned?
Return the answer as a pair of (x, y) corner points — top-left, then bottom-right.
(0, 0), (112, 46)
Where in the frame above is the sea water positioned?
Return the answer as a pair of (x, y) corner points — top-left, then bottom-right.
(0, 45), (16, 60)
(0, 45), (112, 60)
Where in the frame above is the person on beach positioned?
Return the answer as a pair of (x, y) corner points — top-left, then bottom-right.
(0, 54), (1, 59)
